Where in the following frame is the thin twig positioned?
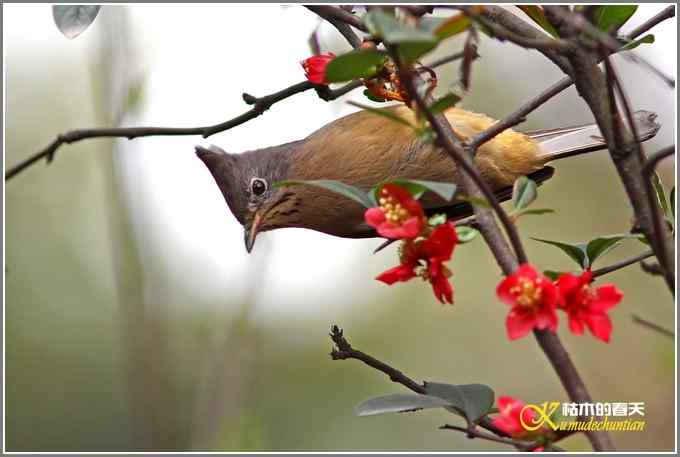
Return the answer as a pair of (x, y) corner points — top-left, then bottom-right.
(439, 424), (543, 451)
(466, 5), (674, 152)
(6, 80), (312, 180)
(468, 78), (573, 151)
(605, 53), (675, 292)
(591, 250), (655, 278)
(329, 325), (509, 438)
(544, 6), (675, 88)
(329, 325), (426, 394)
(631, 314), (675, 339)
(304, 5), (366, 49)
(626, 5), (675, 39)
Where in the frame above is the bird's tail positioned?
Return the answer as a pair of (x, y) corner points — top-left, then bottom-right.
(530, 110), (661, 163)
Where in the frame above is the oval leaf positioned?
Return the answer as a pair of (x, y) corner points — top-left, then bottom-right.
(651, 172), (670, 217)
(325, 49), (387, 83)
(347, 101), (415, 128)
(532, 237), (588, 269)
(512, 176), (537, 210)
(274, 179), (373, 208)
(433, 13), (471, 40)
(455, 226), (479, 243)
(621, 33), (655, 51)
(363, 10), (438, 63)
(53, 5), (101, 39)
(356, 393), (451, 417)
(429, 93), (461, 115)
(424, 382), (495, 423)
(594, 5), (638, 32)
(586, 237), (623, 266)
(517, 5), (560, 38)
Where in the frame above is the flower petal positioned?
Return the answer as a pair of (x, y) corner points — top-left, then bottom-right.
(506, 308), (536, 340)
(431, 274), (453, 305)
(376, 264), (417, 285)
(364, 207), (386, 229)
(568, 314), (585, 336)
(585, 313), (613, 343)
(497, 275), (519, 307)
(591, 284), (623, 312)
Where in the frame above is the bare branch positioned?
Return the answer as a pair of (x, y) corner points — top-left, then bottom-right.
(329, 325), (509, 439)
(631, 314), (675, 339)
(439, 424), (546, 451)
(305, 5), (366, 49)
(627, 5), (675, 39)
(591, 250), (655, 278)
(6, 80), (314, 180)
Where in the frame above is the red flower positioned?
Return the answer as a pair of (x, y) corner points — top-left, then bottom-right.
(556, 270), (622, 343)
(301, 52), (335, 85)
(376, 223), (457, 304)
(493, 396), (543, 438)
(365, 184), (426, 239)
(497, 264), (559, 340)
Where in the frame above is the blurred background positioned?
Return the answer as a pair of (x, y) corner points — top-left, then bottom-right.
(4, 4), (676, 452)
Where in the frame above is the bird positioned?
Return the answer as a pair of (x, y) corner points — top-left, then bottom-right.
(195, 105), (660, 253)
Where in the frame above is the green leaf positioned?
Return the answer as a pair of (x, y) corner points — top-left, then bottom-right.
(517, 5), (560, 38)
(355, 393), (451, 417)
(456, 226), (479, 243)
(543, 270), (565, 281)
(424, 382), (495, 424)
(512, 176), (537, 210)
(515, 208), (555, 217)
(431, 13), (471, 40)
(363, 10), (439, 63)
(429, 93), (461, 115)
(52, 5), (100, 39)
(594, 5), (638, 32)
(671, 187), (675, 218)
(347, 101), (415, 128)
(324, 49), (387, 83)
(428, 213), (447, 226)
(456, 196), (492, 208)
(651, 172), (670, 217)
(362, 89), (387, 103)
(621, 33), (655, 50)
(586, 237), (623, 266)
(274, 179), (373, 208)
(532, 238), (588, 269)
(381, 179), (457, 202)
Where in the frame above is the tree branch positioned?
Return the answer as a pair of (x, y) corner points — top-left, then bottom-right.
(6, 80), (314, 180)
(627, 5), (675, 39)
(304, 5), (366, 49)
(329, 325), (509, 439)
(591, 250), (655, 278)
(631, 314), (675, 339)
(439, 424), (547, 451)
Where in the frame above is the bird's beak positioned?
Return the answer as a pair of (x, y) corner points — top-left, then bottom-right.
(244, 212), (263, 253)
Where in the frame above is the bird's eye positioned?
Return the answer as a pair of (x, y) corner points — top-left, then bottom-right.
(250, 177), (268, 196)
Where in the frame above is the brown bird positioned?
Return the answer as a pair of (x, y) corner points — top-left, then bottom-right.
(196, 106), (660, 252)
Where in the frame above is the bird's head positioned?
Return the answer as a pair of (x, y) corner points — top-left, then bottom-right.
(195, 143), (300, 253)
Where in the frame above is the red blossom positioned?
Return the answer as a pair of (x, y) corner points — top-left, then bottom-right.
(365, 184), (426, 239)
(497, 264), (559, 340)
(556, 270), (622, 343)
(493, 396), (540, 437)
(301, 53), (335, 85)
(492, 396), (548, 446)
(375, 223), (458, 304)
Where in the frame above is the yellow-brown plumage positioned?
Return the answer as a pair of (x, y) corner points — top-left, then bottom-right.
(195, 105), (659, 251)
